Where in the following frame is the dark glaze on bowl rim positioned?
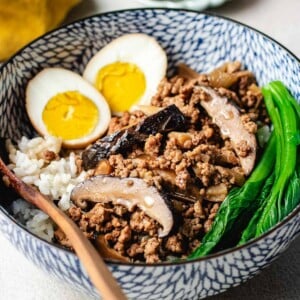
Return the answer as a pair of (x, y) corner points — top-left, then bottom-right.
(0, 8), (299, 267)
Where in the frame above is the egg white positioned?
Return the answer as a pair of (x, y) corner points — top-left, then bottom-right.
(26, 68), (111, 148)
(83, 33), (167, 113)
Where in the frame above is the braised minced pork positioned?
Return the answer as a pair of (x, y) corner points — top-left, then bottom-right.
(55, 62), (268, 263)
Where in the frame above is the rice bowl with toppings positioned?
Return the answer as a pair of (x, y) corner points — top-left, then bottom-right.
(5, 57), (274, 262)
(0, 8), (299, 300)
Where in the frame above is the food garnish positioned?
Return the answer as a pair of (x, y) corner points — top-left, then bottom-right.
(81, 104), (186, 170)
(83, 33), (167, 114)
(196, 85), (257, 175)
(71, 175), (173, 237)
(10, 30), (299, 262)
(247, 82), (300, 237)
(26, 68), (111, 148)
(188, 133), (276, 258)
(188, 81), (300, 259)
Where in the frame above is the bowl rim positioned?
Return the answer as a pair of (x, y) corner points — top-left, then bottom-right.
(0, 7), (299, 268)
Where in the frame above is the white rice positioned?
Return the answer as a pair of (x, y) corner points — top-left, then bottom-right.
(7, 136), (86, 242)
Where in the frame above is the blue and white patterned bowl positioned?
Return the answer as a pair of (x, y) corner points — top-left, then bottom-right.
(0, 8), (299, 300)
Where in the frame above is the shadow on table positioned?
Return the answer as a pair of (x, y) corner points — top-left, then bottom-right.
(64, 0), (100, 24)
(208, 236), (300, 300)
(209, 0), (261, 14)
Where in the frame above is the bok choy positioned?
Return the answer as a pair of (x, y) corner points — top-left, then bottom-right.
(188, 81), (300, 260)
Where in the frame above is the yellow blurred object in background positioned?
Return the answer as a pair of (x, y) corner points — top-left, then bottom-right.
(0, 0), (81, 61)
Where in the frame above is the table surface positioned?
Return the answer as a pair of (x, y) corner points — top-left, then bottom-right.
(0, 0), (299, 299)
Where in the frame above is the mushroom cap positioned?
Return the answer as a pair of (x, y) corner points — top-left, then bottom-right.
(81, 104), (186, 170)
(71, 175), (174, 237)
(197, 85), (257, 176)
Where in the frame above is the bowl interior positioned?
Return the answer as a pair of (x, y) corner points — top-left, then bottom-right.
(0, 8), (299, 257)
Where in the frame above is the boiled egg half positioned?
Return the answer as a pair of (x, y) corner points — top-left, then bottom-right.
(83, 33), (167, 115)
(26, 68), (111, 148)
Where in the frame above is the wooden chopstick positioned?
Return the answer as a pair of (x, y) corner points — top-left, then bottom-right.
(0, 157), (127, 300)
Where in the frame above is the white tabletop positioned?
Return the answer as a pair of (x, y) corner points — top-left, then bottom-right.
(0, 0), (299, 299)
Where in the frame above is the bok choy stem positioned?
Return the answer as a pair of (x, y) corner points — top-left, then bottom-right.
(256, 82), (299, 234)
(188, 80), (300, 260)
(188, 133), (276, 259)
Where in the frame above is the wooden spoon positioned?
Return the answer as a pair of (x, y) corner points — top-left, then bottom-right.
(0, 157), (127, 300)
(94, 235), (129, 262)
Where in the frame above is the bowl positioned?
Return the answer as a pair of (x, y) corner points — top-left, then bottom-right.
(0, 8), (299, 300)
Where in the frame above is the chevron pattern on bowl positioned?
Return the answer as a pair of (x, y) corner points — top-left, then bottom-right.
(0, 8), (299, 300)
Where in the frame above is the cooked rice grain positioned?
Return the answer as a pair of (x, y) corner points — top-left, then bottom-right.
(7, 136), (86, 240)
(12, 200), (54, 242)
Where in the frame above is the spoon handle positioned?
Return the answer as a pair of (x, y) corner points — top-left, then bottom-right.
(0, 158), (127, 300)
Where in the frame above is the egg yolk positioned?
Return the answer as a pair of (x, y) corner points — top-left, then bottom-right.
(95, 62), (146, 113)
(42, 91), (99, 140)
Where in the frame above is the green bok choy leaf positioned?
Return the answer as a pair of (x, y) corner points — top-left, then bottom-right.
(188, 81), (300, 260)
